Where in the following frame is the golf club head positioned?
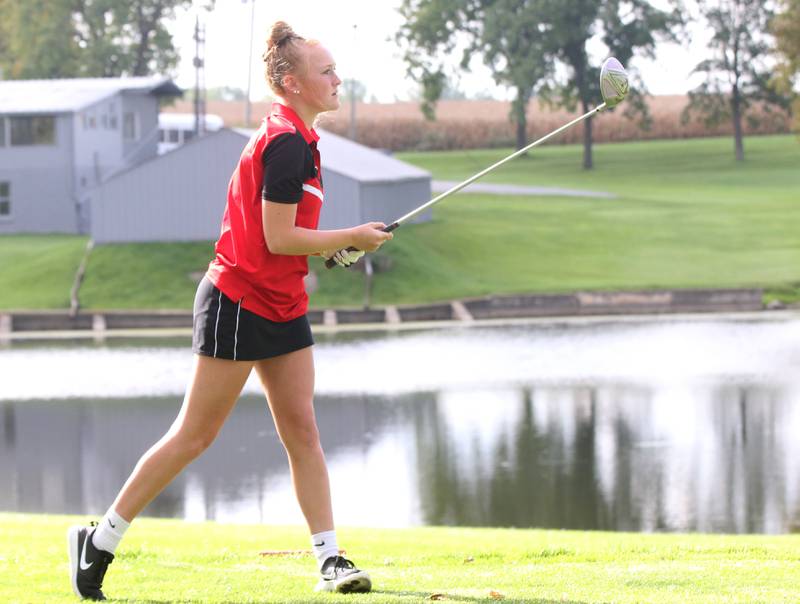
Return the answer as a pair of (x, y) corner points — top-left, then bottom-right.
(600, 57), (629, 109)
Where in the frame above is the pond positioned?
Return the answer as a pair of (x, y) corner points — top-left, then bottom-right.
(1, 315), (799, 533)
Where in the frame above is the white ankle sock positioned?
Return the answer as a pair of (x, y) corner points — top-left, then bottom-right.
(91, 508), (131, 554)
(310, 530), (338, 570)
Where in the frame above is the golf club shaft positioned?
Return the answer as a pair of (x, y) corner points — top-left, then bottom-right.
(326, 101), (606, 269)
(391, 101), (607, 227)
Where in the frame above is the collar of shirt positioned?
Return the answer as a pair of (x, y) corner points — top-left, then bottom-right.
(270, 102), (320, 145)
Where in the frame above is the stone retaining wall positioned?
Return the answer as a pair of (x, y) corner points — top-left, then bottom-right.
(0, 288), (765, 334)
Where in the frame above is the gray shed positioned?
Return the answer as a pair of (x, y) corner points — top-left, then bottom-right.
(314, 129), (431, 229)
(90, 129), (245, 243)
(90, 126), (431, 243)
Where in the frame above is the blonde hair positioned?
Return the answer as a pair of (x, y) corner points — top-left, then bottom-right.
(262, 21), (313, 96)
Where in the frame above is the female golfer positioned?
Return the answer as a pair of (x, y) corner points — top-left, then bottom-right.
(68, 21), (391, 600)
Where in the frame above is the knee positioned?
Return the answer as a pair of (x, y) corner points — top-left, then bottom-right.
(168, 429), (218, 461)
(278, 418), (321, 456)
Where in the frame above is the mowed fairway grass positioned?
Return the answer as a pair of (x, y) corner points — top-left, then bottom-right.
(2, 135), (798, 309)
(358, 134), (800, 307)
(3, 513), (799, 604)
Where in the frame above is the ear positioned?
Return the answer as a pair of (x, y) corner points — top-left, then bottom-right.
(282, 72), (300, 94)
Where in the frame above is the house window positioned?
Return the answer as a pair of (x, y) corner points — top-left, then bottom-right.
(0, 117), (5, 146)
(168, 129), (180, 143)
(108, 102), (118, 129)
(123, 112), (137, 141)
(0, 182), (10, 218)
(10, 116), (56, 145)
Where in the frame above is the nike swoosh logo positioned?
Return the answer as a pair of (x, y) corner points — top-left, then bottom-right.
(108, 519), (116, 529)
(313, 541), (325, 547)
(79, 536), (94, 571)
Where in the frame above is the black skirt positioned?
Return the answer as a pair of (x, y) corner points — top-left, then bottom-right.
(192, 277), (314, 361)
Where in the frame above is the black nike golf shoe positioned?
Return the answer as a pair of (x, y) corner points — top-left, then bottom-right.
(315, 555), (372, 593)
(67, 524), (114, 600)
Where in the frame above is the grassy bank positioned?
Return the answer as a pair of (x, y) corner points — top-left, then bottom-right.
(77, 241), (212, 310)
(0, 235), (88, 310)
(2, 513), (798, 603)
(2, 135), (799, 310)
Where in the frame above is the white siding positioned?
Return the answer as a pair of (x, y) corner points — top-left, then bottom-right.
(73, 95), (125, 193)
(317, 170), (361, 230)
(90, 130), (243, 243)
(360, 179), (432, 225)
(120, 92), (160, 168)
(0, 115), (77, 234)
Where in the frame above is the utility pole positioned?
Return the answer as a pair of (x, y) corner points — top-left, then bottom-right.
(348, 24), (357, 141)
(193, 14), (206, 137)
(244, 0), (256, 127)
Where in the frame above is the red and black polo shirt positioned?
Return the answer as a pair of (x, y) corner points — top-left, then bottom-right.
(206, 103), (324, 322)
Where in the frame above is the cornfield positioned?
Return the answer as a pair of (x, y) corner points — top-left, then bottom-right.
(165, 96), (793, 151)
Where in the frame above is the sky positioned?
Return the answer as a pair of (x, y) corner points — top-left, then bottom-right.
(167, 0), (711, 104)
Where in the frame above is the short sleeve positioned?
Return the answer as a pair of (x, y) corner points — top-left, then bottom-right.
(261, 132), (309, 204)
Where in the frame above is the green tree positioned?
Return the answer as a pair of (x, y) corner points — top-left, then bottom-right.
(0, 0), (212, 80)
(397, 0), (680, 168)
(0, 0), (79, 79)
(773, 0), (800, 132)
(397, 0), (550, 150)
(682, 0), (791, 161)
(537, 0), (680, 169)
(73, 0), (209, 77)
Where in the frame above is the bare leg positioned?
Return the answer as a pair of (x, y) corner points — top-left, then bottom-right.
(254, 346), (333, 534)
(112, 355), (254, 521)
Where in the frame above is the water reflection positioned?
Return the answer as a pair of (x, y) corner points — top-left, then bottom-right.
(1, 381), (798, 533)
(415, 383), (800, 533)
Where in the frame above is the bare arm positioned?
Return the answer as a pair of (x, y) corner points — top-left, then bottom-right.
(262, 201), (392, 256)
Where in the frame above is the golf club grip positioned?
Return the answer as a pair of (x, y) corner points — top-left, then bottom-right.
(324, 247), (359, 269)
(324, 222), (400, 269)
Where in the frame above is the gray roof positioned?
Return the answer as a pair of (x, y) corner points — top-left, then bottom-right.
(0, 76), (182, 115)
(317, 129), (429, 182)
(233, 127), (429, 183)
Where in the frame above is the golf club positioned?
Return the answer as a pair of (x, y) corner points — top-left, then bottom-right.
(326, 56), (630, 269)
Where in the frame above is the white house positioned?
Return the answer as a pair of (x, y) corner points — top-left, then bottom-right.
(0, 76), (182, 234)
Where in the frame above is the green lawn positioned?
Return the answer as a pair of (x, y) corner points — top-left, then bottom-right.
(0, 235), (88, 310)
(313, 135), (800, 308)
(2, 513), (799, 603)
(2, 135), (799, 310)
(78, 241), (213, 310)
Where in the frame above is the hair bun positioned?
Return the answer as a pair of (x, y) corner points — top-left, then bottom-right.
(267, 21), (296, 50)
(263, 20), (307, 96)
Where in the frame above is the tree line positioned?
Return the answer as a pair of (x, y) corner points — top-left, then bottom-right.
(0, 1), (798, 166)
(398, 0), (800, 166)
(0, 0), (213, 79)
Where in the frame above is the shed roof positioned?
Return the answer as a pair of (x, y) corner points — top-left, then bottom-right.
(316, 129), (429, 182)
(233, 127), (430, 183)
(0, 76), (182, 115)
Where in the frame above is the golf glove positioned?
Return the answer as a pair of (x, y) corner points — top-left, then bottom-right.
(327, 248), (365, 268)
